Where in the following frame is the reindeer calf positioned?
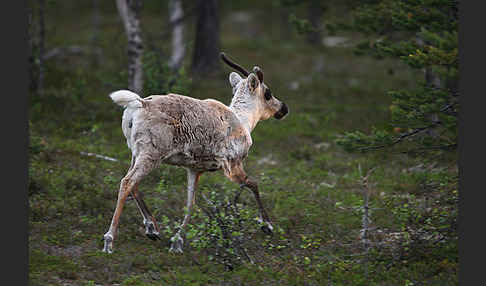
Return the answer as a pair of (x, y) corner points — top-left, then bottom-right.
(102, 53), (289, 253)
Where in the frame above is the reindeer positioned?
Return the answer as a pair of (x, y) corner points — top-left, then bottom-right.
(102, 52), (289, 254)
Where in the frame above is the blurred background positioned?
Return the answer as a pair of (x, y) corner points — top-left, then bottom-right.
(28, 0), (458, 285)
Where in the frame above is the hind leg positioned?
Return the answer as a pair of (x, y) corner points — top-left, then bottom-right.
(131, 187), (160, 240)
(127, 155), (160, 240)
(102, 154), (156, 253)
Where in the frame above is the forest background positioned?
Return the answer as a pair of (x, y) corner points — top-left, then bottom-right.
(28, 0), (459, 285)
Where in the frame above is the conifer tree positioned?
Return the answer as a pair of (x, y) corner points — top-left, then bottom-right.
(331, 0), (459, 155)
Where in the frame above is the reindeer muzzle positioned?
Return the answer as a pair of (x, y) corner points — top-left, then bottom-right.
(274, 102), (288, 119)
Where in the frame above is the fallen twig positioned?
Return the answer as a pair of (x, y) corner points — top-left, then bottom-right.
(80, 151), (118, 162)
(43, 45), (102, 60)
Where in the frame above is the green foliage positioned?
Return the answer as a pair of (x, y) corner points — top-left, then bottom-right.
(288, 14), (316, 35)
(186, 186), (261, 270)
(336, 18), (459, 276)
(334, 0), (459, 155)
(121, 274), (158, 286)
(384, 172), (458, 244)
(284, 1), (458, 283)
(336, 82), (458, 153)
(30, 249), (81, 281)
(350, 0), (457, 34)
(29, 123), (45, 156)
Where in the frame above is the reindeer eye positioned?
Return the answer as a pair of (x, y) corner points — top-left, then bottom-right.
(264, 89), (272, 101)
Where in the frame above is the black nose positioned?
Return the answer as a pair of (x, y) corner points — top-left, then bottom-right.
(274, 102), (288, 119)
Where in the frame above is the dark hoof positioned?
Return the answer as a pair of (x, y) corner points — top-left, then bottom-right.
(169, 234), (184, 254)
(102, 234), (113, 254)
(146, 232), (161, 241)
(144, 220), (160, 241)
(261, 224), (274, 235)
(260, 220), (274, 236)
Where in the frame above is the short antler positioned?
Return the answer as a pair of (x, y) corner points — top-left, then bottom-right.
(220, 52), (250, 77)
(253, 66), (263, 83)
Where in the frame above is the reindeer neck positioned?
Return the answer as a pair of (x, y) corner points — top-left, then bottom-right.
(229, 100), (260, 134)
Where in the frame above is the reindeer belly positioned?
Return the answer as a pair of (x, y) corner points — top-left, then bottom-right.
(162, 148), (224, 171)
(162, 123), (250, 172)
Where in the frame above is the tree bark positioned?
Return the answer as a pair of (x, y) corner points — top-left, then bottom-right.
(191, 0), (220, 75)
(306, 0), (324, 45)
(416, 34), (441, 138)
(168, 0), (185, 70)
(116, 0), (144, 94)
(416, 35), (441, 88)
(279, 5), (292, 41)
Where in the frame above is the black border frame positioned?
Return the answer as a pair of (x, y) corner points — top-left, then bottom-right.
(13, 0), (475, 284)
(2, 0), (29, 284)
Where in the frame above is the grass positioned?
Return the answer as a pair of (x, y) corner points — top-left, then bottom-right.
(29, 1), (458, 285)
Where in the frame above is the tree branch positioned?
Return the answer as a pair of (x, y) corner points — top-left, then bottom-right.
(80, 151), (118, 162)
(359, 123), (440, 152)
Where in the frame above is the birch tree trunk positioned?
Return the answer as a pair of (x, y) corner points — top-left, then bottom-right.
(191, 0), (220, 75)
(168, 0), (185, 70)
(116, 0), (144, 94)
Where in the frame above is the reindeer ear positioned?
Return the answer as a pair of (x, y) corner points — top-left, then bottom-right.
(247, 73), (260, 93)
(229, 72), (242, 88)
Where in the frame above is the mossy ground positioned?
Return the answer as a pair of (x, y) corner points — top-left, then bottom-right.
(29, 1), (458, 285)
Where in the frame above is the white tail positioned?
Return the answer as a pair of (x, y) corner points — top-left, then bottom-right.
(109, 90), (143, 109)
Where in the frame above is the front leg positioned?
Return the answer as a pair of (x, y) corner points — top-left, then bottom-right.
(224, 162), (274, 235)
(242, 179), (274, 235)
